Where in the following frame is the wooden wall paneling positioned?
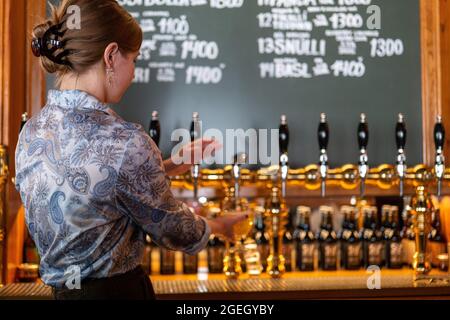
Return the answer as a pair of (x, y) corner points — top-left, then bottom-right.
(421, 0), (442, 166)
(0, 0), (4, 146)
(440, 0), (450, 158)
(0, 0), (5, 287)
(2, 0), (26, 285)
(420, 0), (450, 166)
(0, 0), (46, 284)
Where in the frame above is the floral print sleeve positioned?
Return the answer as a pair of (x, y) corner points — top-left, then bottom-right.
(115, 127), (210, 255)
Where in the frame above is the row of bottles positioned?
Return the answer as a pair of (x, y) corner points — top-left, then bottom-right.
(141, 235), (202, 275)
(293, 204), (446, 271)
(141, 202), (447, 275)
(293, 203), (446, 271)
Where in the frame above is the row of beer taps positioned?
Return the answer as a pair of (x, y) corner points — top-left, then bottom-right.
(277, 112), (446, 200)
(276, 112), (447, 277)
(147, 110), (448, 201)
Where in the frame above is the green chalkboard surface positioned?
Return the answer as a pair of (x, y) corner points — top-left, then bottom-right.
(50, 0), (423, 167)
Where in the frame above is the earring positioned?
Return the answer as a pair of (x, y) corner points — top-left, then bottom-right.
(106, 68), (115, 87)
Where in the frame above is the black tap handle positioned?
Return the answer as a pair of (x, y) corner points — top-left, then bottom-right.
(357, 114), (369, 150)
(434, 116), (445, 151)
(190, 123), (196, 142)
(190, 112), (200, 142)
(395, 114), (407, 151)
(20, 112), (28, 133)
(279, 115), (289, 154)
(149, 111), (161, 147)
(318, 113), (329, 151)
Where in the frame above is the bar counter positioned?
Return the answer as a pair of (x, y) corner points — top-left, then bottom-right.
(1, 269), (449, 300)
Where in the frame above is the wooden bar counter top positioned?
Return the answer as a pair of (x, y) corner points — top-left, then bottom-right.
(1, 269), (449, 300)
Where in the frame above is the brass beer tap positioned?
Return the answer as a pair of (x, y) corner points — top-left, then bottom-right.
(410, 186), (432, 275)
(265, 186), (288, 278)
(222, 153), (249, 279)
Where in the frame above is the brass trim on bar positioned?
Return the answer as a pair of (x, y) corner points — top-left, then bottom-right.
(170, 163), (448, 193)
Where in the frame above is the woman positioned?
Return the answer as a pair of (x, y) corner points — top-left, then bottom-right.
(15, 0), (246, 300)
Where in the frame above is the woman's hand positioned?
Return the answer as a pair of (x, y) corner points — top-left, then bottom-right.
(164, 138), (222, 176)
(207, 212), (249, 242)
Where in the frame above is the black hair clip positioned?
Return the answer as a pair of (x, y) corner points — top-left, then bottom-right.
(31, 22), (71, 66)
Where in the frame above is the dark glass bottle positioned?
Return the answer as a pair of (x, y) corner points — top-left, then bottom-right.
(238, 238), (247, 273)
(341, 206), (350, 231)
(380, 205), (391, 266)
(361, 206), (383, 268)
(182, 253), (198, 274)
(428, 208), (446, 268)
(207, 234), (225, 274)
(22, 229), (39, 265)
(384, 206), (403, 269)
(254, 211), (270, 272)
(294, 206), (315, 271)
(380, 205), (392, 232)
(400, 202), (415, 268)
(159, 248), (175, 275)
(282, 217), (294, 272)
(149, 111), (161, 147)
(341, 206), (362, 270)
(339, 206), (350, 268)
(141, 235), (152, 275)
(318, 206), (338, 271)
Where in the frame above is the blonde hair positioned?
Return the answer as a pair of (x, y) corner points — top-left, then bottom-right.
(32, 0), (142, 86)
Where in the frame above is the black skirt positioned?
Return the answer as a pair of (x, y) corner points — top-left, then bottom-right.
(53, 266), (156, 300)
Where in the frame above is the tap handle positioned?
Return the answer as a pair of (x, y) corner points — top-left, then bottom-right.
(395, 113), (407, 151)
(149, 111), (161, 147)
(190, 112), (200, 142)
(318, 113), (329, 152)
(358, 113), (369, 151)
(434, 116), (445, 152)
(233, 153), (247, 166)
(279, 114), (289, 155)
(20, 112), (29, 133)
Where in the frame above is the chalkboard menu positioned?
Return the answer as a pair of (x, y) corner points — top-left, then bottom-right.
(50, 0), (423, 167)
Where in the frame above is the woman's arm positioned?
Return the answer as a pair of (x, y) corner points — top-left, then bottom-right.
(163, 158), (189, 177)
(207, 214), (248, 241)
(115, 130), (242, 254)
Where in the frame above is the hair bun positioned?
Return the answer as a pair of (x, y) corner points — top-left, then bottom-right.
(32, 0), (142, 83)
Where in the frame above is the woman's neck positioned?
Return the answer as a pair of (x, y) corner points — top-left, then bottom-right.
(59, 71), (107, 103)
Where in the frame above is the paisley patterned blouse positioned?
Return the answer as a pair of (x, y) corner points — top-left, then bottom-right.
(15, 90), (210, 288)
